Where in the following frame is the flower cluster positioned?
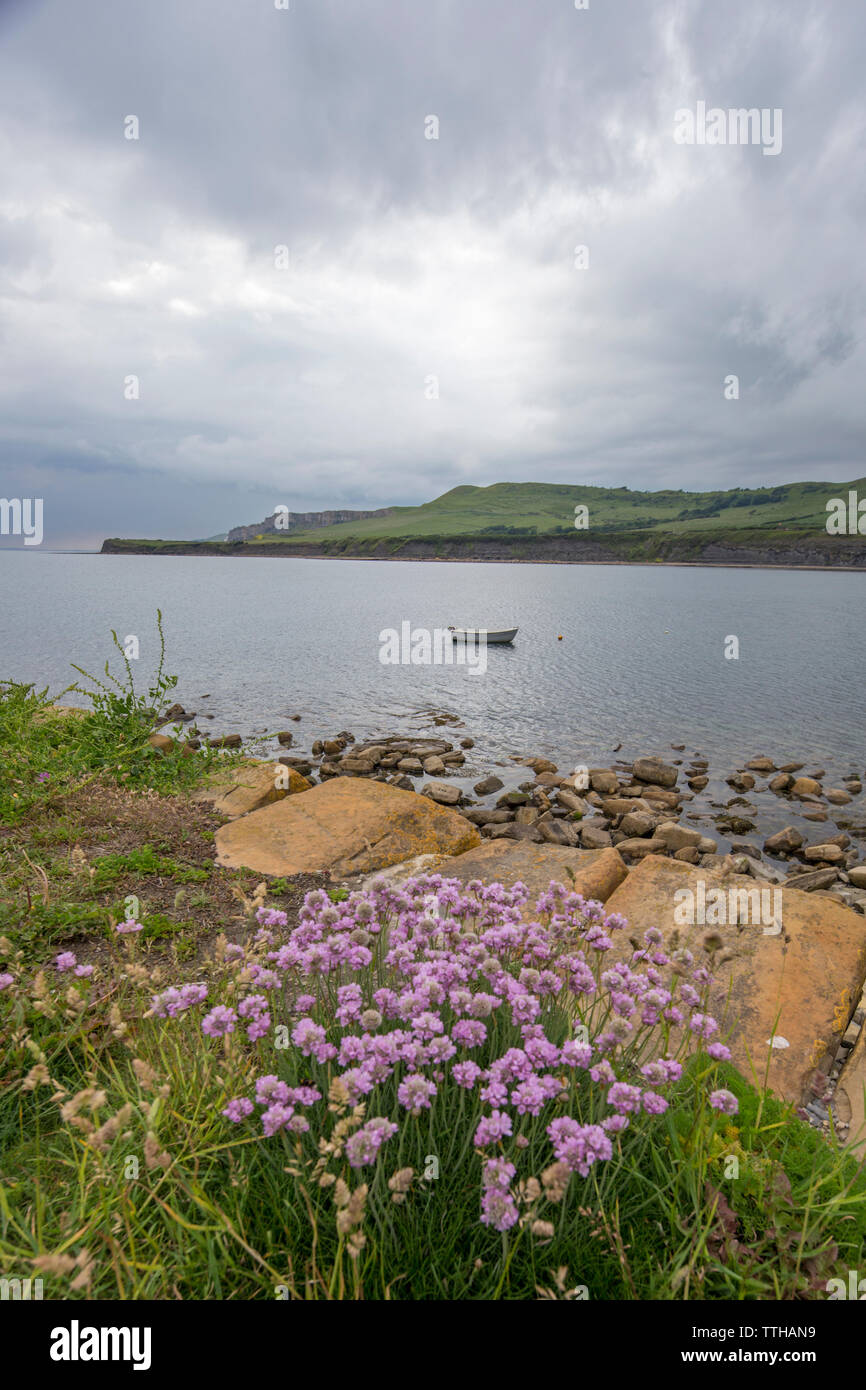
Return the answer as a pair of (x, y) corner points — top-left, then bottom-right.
(153, 875), (735, 1232)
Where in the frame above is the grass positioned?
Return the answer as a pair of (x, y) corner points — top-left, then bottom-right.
(1, 630), (865, 1301)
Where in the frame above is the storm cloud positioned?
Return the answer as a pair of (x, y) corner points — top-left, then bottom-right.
(0, 0), (864, 547)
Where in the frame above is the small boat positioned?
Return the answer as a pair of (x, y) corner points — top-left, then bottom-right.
(447, 625), (518, 645)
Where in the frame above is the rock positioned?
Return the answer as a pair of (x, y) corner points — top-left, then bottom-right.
(803, 844), (845, 863)
(460, 738), (474, 749)
(341, 756), (378, 775)
(600, 796), (655, 818)
(350, 852), (452, 891)
(717, 815), (755, 835)
(783, 867), (840, 892)
(148, 733), (175, 753)
(194, 760), (309, 817)
(423, 756), (447, 775)
(464, 808), (513, 826)
(603, 856), (866, 1106)
(580, 823), (612, 849)
(790, 777), (823, 799)
(207, 733), (243, 749)
(637, 785), (681, 808)
(632, 757), (678, 789)
(616, 837), (667, 859)
(276, 731), (294, 746)
(674, 847), (701, 864)
(769, 773), (794, 794)
(556, 789), (591, 815)
(802, 809), (828, 822)
(323, 739), (346, 756)
(745, 757), (777, 772)
(289, 714), (302, 721)
(312, 740), (324, 756)
(778, 762), (804, 773)
(727, 772), (755, 792)
(435, 841), (627, 906)
(764, 826), (804, 855)
(162, 703), (194, 722)
(485, 823), (544, 843)
(697, 837), (719, 854)
(834, 1009), (866, 1157)
(499, 791), (529, 807)
(522, 758), (558, 774)
(655, 821), (704, 852)
(473, 775), (504, 796)
(515, 806), (540, 825)
(537, 818), (581, 847)
(422, 781), (461, 807)
(848, 866), (866, 889)
(826, 789), (852, 805)
(215, 778), (480, 877)
(534, 772), (564, 789)
(589, 769), (619, 794)
(398, 757), (423, 774)
(619, 811), (658, 838)
(440, 752), (465, 766)
(688, 777), (709, 791)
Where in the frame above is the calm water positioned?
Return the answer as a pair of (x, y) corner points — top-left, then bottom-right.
(1, 552), (864, 778)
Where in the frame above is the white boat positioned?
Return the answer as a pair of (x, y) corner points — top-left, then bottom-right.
(447, 625), (518, 644)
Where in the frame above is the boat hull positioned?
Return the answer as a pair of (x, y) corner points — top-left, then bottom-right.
(449, 627), (518, 644)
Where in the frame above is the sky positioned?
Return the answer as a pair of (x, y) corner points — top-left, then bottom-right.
(1, 0), (864, 548)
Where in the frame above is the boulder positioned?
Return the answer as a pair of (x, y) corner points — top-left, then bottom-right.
(434, 840), (627, 906)
(422, 780), (462, 807)
(423, 756), (447, 775)
(619, 811), (659, 838)
(727, 773), (756, 792)
(603, 856), (866, 1104)
(537, 817), (580, 847)
(589, 769), (619, 794)
(848, 866), (866, 889)
(522, 758), (558, 774)
(398, 757), (423, 774)
(655, 821), (704, 852)
(638, 785), (681, 808)
(215, 778), (480, 876)
(616, 837), (667, 859)
(464, 808), (513, 826)
(580, 823), (612, 850)
(783, 867), (840, 892)
(768, 773), (794, 794)
(556, 789), (591, 815)
(194, 760), (309, 818)
(473, 775), (504, 796)
(276, 731), (294, 747)
(803, 844), (845, 863)
(485, 823), (544, 843)
(763, 826), (804, 855)
(632, 757), (678, 789)
(826, 789), (852, 805)
(790, 777), (823, 799)
(745, 757), (776, 773)
(148, 733), (175, 753)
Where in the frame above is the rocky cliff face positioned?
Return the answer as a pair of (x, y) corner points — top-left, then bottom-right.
(226, 508), (392, 542)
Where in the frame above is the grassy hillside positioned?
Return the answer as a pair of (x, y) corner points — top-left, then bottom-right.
(248, 479), (864, 545)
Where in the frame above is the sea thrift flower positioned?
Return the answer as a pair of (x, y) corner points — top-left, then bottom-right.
(74, 964), (94, 978)
(0, 972), (14, 990)
(397, 1075), (437, 1113)
(452, 1061), (481, 1089)
(345, 1118), (398, 1168)
(201, 1005), (237, 1037)
(709, 1089), (739, 1116)
(55, 952), (76, 972)
(474, 1110), (512, 1146)
(115, 920), (143, 935)
(222, 1097), (254, 1123)
(262, 1102), (295, 1136)
(706, 1042), (732, 1061)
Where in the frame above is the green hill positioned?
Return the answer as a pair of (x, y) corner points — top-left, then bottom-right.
(253, 478), (864, 545)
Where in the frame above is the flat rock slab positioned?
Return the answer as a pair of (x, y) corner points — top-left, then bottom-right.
(431, 841), (627, 906)
(214, 777), (480, 877)
(836, 1017), (866, 1158)
(603, 856), (866, 1105)
(194, 760), (310, 818)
